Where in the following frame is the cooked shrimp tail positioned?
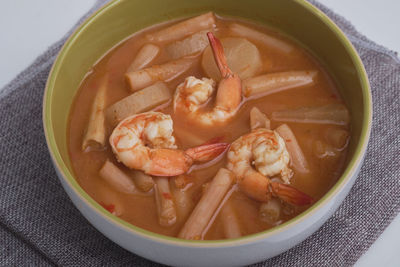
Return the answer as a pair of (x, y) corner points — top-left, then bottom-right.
(185, 142), (229, 162)
(271, 182), (313, 206)
(207, 32), (232, 77)
(207, 32), (242, 113)
(148, 142), (228, 176)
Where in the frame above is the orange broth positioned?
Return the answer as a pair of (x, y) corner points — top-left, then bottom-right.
(68, 15), (349, 240)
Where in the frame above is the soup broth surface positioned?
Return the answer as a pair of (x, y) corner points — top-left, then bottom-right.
(68, 14), (349, 240)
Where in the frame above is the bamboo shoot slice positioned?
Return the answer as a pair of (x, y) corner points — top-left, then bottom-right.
(126, 56), (196, 91)
(105, 82), (171, 126)
(130, 170), (155, 192)
(99, 160), (136, 194)
(229, 23), (293, 53)
(250, 107), (271, 130)
(170, 176), (193, 221)
(154, 177), (177, 227)
(166, 30), (210, 60)
(202, 37), (262, 81)
(82, 75), (108, 151)
(178, 168), (234, 240)
(272, 104), (350, 125)
(259, 198), (281, 225)
(173, 174), (192, 190)
(127, 44), (160, 73)
(146, 12), (215, 43)
(243, 70), (317, 98)
(220, 200), (241, 239)
(276, 124), (310, 174)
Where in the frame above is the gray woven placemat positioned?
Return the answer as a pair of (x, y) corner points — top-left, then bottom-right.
(0, 1), (399, 266)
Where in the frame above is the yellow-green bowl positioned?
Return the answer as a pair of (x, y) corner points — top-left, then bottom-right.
(43, 0), (372, 266)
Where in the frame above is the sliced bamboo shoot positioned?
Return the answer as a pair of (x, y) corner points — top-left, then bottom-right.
(276, 124), (310, 174)
(146, 12), (215, 43)
(250, 107), (270, 130)
(99, 160), (136, 194)
(82, 75), (108, 151)
(126, 57), (196, 91)
(243, 71), (317, 98)
(174, 174), (192, 190)
(202, 37), (262, 81)
(229, 23), (293, 53)
(170, 176), (193, 221)
(272, 104), (350, 125)
(154, 177), (177, 227)
(178, 168), (234, 240)
(166, 30), (210, 59)
(105, 82), (171, 126)
(130, 170), (155, 192)
(220, 200), (241, 239)
(259, 198), (281, 224)
(127, 44), (160, 73)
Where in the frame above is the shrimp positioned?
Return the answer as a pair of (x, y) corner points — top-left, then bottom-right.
(173, 32), (242, 126)
(109, 112), (229, 176)
(227, 128), (313, 206)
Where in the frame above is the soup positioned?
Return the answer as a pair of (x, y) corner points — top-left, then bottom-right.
(68, 12), (350, 240)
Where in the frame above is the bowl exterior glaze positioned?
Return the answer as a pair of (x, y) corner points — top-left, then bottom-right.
(52, 155), (364, 267)
(43, 0), (371, 266)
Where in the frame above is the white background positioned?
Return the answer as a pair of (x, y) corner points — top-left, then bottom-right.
(0, 1), (399, 266)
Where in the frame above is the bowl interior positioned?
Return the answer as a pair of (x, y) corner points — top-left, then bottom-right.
(44, 0), (370, 243)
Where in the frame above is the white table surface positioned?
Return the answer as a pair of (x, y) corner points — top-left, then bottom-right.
(1, 1), (399, 266)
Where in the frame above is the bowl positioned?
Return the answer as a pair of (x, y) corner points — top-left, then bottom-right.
(43, 0), (372, 266)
